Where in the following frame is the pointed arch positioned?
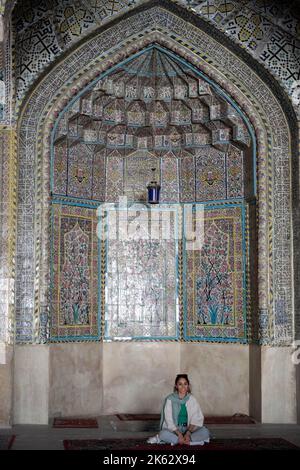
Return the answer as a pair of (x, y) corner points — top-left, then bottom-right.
(14, 3), (297, 349)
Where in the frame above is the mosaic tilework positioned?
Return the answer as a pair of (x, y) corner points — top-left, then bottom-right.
(124, 151), (159, 202)
(10, 0), (300, 108)
(52, 45), (249, 206)
(193, 0), (300, 96)
(195, 147), (226, 201)
(13, 0), (56, 32)
(14, 13), (61, 94)
(51, 204), (99, 340)
(103, 205), (179, 339)
(227, 144), (244, 198)
(184, 203), (247, 341)
(160, 153), (179, 203)
(246, 0), (300, 38)
(14, 7), (294, 346)
(260, 29), (300, 86)
(53, 1), (97, 47)
(188, 0), (240, 25)
(86, 0), (128, 19)
(0, 127), (16, 345)
(179, 151), (195, 202)
(225, 7), (273, 53)
(12, 0), (132, 101)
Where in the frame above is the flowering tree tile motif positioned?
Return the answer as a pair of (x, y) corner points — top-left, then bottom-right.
(60, 222), (90, 325)
(51, 204), (99, 340)
(184, 203), (247, 342)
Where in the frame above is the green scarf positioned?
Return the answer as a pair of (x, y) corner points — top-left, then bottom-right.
(160, 392), (190, 430)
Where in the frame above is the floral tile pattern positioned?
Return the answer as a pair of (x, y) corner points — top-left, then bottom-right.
(51, 204), (100, 340)
(184, 203), (247, 342)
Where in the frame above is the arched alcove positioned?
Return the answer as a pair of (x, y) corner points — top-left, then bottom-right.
(50, 43), (256, 344)
(12, 4), (298, 424)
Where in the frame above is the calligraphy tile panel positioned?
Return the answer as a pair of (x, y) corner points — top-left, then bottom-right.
(227, 144), (244, 198)
(53, 139), (68, 195)
(67, 142), (94, 199)
(105, 151), (124, 202)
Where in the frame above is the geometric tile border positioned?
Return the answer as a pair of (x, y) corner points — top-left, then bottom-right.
(0, 125), (17, 345)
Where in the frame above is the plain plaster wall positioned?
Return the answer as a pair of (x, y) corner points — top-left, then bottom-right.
(249, 343), (262, 422)
(102, 342), (181, 414)
(180, 343), (249, 416)
(0, 345), (13, 426)
(261, 346), (297, 423)
(9, 343), (299, 424)
(102, 342), (249, 416)
(13, 345), (49, 424)
(49, 342), (103, 418)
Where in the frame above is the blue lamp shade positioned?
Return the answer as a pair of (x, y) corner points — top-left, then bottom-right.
(147, 168), (161, 204)
(147, 182), (161, 204)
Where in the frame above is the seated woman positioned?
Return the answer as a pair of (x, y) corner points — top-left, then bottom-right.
(148, 374), (210, 445)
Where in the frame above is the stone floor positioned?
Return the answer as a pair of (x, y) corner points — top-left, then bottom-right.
(1, 415), (300, 450)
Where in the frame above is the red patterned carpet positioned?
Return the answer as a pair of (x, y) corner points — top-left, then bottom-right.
(0, 435), (15, 450)
(205, 414), (256, 424)
(63, 437), (299, 451)
(117, 414), (160, 421)
(53, 418), (98, 428)
(116, 414), (256, 424)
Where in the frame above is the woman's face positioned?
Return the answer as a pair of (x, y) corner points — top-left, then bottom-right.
(176, 378), (189, 396)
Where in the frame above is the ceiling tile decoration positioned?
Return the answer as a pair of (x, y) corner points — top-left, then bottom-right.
(52, 46), (252, 205)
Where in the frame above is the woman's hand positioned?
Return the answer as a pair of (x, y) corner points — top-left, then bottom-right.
(183, 431), (191, 445)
